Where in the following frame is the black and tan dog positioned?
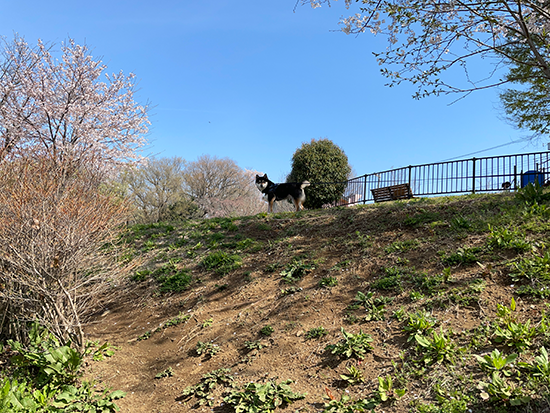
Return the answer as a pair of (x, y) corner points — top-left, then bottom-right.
(255, 174), (310, 213)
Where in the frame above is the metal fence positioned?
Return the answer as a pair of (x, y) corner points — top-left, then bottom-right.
(336, 151), (550, 206)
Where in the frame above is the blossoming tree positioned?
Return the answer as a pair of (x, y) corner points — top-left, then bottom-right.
(0, 36), (149, 165)
(0, 36), (150, 347)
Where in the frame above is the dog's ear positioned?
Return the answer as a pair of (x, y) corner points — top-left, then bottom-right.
(263, 174), (268, 179)
(256, 174), (259, 179)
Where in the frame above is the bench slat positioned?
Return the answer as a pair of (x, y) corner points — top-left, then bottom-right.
(371, 183), (413, 203)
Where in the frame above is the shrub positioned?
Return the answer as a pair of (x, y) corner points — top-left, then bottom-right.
(0, 157), (132, 348)
(287, 138), (351, 209)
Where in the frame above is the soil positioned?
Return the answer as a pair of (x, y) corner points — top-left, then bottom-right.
(83, 194), (536, 413)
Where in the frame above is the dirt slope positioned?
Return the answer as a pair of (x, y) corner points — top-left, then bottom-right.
(83, 193), (550, 413)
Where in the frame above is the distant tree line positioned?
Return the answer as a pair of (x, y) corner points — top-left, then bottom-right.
(119, 154), (269, 223)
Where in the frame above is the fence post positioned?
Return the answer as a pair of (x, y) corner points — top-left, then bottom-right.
(472, 157), (476, 194)
(362, 174), (367, 204)
(408, 165), (412, 189)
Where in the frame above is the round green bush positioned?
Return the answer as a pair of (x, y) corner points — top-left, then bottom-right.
(287, 138), (351, 209)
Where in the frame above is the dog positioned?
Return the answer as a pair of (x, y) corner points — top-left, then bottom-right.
(255, 174), (310, 213)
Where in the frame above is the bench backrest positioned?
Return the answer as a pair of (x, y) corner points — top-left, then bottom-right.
(371, 183), (413, 203)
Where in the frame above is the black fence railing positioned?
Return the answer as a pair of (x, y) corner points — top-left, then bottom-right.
(337, 151), (550, 206)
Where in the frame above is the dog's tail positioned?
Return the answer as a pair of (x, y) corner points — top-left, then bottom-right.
(301, 181), (310, 189)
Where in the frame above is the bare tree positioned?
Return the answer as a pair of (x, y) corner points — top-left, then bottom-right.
(123, 157), (200, 223)
(184, 155), (265, 217)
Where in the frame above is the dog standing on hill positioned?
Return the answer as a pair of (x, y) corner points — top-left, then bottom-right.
(255, 174), (310, 213)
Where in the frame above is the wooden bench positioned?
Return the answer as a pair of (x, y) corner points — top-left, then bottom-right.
(371, 183), (413, 203)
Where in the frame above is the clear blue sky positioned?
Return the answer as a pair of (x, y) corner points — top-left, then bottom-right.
(1, 0), (544, 181)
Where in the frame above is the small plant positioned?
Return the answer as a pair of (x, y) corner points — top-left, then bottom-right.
(136, 312), (191, 341)
(201, 318), (213, 328)
(280, 286), (302, 295)
(373, 268), (403, 291)
(340, 365), (365, 385)
(265, 262), (282, 273)
(515, 180), (549, 205)
(306, 327), (329, 339)
(319, 276), (338, 288)
(519, 347), (550, 383)
(385, 239), (420, 254)
(200, 251), (242, 275)
(477, 371), (530, 406)
(414, 329), (457, 364)
(493, 319), (537, 351)
(496, 298), (517, 324)
(450, 216), (472, 231)
(326, 328), (373, 360)
(364, 304), (386, 321)
(84, 341), (116, 361)
(195, 341), (220, 358)
(155, 367), (174, 379)
(409, 291), (425, 301)
(158, 269), (192, 293)
(354, 231), (372, 248)
(487, 225), (531, 252)
(181, 368), (235, 406)
(442, 247), (482, 266)
(510, 252), (550, 291)
(260, 325), (274, 336)
(321, 392), (377, 413)
(280, 259), (314, 283)
(4, 323), (126, 412)
(244, 340), (266, 351)
(403, 311), (438, 341)
(223, 380), (306, 413)
(376, 375), (406, 402)
(391, 307), (406, 321)
(475, 349), (517, 376)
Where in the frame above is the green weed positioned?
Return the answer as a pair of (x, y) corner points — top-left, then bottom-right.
(201, 251), (242, 275)
(195, 341), (220, 358)
(403, 312), (438, 341)
(442, 247), (483, 266)
(305, 327), (329, 340)
(340, 365), (365, 386)
(474, 349), (517, 376)
(376, 375), (406, 402)
(280, 259), (314, 283)
(477, 371), (530, 406)
(487, 225), (531, 252)
(223, 380), (306, 413)
(158, 269), (192, 293)
(319, 276), (338, 288)
(155, 367), (174, 379)
(244, 340), (266, 351)
(385, 239), (420, 254)
(326, 328), (373, 360)
(4, 323), (125, 412)
(414, 329), (457, 364)
(181, 368), (235, 406)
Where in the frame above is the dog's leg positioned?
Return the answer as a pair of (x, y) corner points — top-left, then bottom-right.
(269, 199), (275, 213)
(293, 199), (300, 212)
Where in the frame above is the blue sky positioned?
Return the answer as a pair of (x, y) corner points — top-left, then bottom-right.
(1, 0), (544, 181)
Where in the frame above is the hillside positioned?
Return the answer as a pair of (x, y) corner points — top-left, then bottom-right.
(84, 191), (550, 413)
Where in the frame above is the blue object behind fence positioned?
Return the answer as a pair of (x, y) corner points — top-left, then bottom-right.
(521, 170), (545, 188)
